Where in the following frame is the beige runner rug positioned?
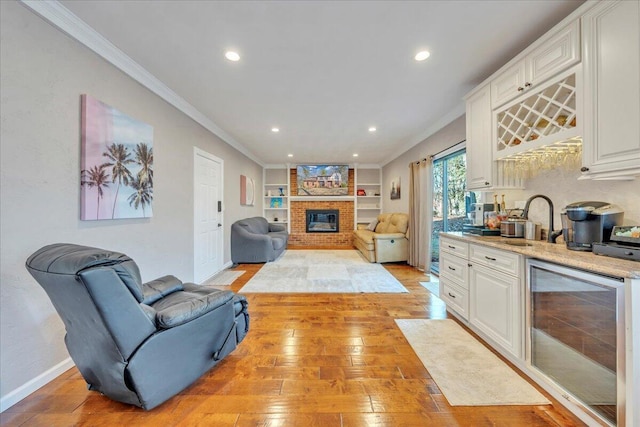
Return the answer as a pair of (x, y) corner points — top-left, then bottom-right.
(201, 270), (245, 286)
(395, 319), (550, 406)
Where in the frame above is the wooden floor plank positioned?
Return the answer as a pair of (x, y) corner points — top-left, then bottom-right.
(0, 258), (586, 427)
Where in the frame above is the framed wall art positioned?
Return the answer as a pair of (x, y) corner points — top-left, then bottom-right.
(80, 94), (154, 220)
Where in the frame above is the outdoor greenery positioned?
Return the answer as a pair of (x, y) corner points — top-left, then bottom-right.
(432, 153), (467, 220)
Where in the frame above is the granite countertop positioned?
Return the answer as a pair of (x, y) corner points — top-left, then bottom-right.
(441, 232), (640, 280)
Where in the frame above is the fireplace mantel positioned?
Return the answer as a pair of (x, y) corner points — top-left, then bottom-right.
(290, 196), (355, 202)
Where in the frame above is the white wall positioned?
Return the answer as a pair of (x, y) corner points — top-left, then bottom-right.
(500, 168), (640, 232)
(0, 0), (262, 407)
(382, 116), (467, 214)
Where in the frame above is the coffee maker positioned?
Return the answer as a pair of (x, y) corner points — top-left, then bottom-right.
(561, 201), (624, 251)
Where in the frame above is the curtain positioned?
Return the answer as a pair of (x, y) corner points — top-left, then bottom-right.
(408, 158), (433, 271)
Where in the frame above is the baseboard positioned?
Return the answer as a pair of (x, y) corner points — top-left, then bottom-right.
(0, 357), (74, 412)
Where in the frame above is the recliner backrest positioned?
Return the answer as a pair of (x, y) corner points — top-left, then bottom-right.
(375, 213), (409, 234)
(26, 244), (156, 360)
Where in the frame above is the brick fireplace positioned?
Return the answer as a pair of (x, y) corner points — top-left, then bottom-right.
(288, 168), (355, 248)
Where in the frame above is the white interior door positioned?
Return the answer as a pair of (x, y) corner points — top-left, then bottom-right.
(194, 148), (223, 283)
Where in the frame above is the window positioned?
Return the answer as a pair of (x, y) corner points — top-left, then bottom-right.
(431, 146), (467, 273)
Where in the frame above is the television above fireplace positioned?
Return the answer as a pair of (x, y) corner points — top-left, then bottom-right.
(296, 165), (348, 196)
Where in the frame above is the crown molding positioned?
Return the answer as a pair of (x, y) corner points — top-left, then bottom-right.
(20, 0), (264, 167)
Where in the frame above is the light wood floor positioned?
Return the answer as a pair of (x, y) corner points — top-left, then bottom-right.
(1, 254), (586, 426)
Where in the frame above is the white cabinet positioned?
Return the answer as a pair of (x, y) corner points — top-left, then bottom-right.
(439, 236), (524, 358)
(263, 167), (290, 230)
(581, 0), (640, 179)
(355, 166), (381, 225)
(491, 20), (581, 109)
(465, 84), (493, 190)
(468, 244), (523, 358)
(439, 237), (470, 320)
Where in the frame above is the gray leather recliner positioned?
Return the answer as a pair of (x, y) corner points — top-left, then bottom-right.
(231, 217), (288, 263)
(25, 243), (249, 410)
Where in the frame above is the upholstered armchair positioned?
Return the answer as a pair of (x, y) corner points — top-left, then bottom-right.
(231, 217), (288, 263)
(353, 213), (409, 263)
(25, 243), (249, 410)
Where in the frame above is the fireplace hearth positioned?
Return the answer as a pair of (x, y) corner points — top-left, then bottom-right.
(306, 209), (339, 233)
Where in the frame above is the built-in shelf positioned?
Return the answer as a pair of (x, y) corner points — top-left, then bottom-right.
(355, 167), (382, 226)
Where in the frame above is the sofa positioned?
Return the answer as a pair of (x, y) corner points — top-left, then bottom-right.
(25, 243), (249, 410)
(231, 217), (288, 263)
(353, 213), (409, 263)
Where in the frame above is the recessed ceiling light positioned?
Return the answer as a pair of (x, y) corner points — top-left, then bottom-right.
(415, 50), (430, 61)
(225, 51), (240, 61)
(353, 153), (359, 157)
(368, 127), (377, 132)
(288, 154), (293, 157)
(271, 127), (280, 133)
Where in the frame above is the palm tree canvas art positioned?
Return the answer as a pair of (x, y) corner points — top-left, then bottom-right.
(81, 94), (154, 220)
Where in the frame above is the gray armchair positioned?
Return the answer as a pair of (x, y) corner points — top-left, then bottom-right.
(231, 217), (288, 263)
(25, 243), (249, 410)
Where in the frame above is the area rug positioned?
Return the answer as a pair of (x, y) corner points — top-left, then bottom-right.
(395, 319), (550, 406)
(238, 250), (408, 293)
(201, 270), (245, 286)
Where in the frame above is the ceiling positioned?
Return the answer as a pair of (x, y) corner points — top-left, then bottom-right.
(58, 0), (584, 166)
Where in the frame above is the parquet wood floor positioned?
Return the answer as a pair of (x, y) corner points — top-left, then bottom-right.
(1, 252), (586, 426)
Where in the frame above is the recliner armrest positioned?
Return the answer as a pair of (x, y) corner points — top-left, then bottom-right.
(269, 223), (286, 233)
(151, 289), (234, 329)
(372, 232), (407, 240)
(142, 275), (184, 305)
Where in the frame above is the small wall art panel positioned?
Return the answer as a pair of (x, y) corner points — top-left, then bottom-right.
(390, 177), (401, 200)
(240, 174), (255, 206)
(80, 94), (154, 220)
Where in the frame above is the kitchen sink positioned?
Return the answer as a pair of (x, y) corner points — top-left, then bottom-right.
(502, 240), (533, 247)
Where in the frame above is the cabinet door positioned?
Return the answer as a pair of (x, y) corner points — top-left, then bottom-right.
(582, 0), (640, 178)
(465, 84), (493, 190)
(491, 62), (526, 109)
(526, 20), (581, 88)
(469, 264), (522, 358)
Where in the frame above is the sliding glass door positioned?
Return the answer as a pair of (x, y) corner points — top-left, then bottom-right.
(431, 148), (467, 273)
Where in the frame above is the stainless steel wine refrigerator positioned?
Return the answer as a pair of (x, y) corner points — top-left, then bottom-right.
(526, 259), (625, 426)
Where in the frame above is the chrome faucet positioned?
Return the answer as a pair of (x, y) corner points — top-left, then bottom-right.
(521, 194), (563, 243)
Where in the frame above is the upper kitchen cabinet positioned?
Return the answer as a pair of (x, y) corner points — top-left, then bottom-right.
(494, 66), (580, 161)
(491, 20), (581, 110)
(465, 84), (493, 190)
(580, 0), (640, 180)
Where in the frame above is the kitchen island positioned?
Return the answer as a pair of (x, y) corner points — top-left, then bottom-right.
(439, 232), (639, 427)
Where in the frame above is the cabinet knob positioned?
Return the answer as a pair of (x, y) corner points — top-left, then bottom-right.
(580, 166), (590, 172)
(525, 82), (532, 88)
(485, 181), (490, 186)
(517, 86), (524, 92)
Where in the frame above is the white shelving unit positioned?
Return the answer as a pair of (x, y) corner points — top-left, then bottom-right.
(263, 167), (290, 231)
(354, 166), (382, 226)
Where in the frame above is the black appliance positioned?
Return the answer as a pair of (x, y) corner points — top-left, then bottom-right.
(560, 201), (624, 251)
